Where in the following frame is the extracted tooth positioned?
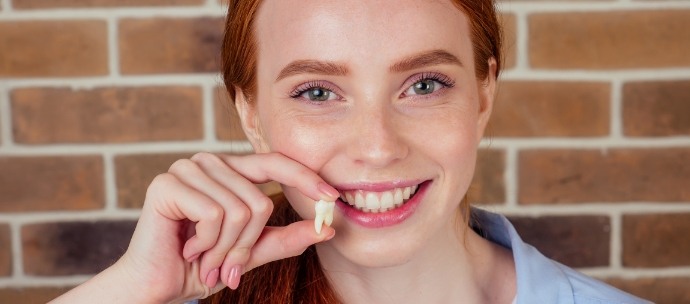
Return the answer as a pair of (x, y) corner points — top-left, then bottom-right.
(314, 200), (335, 234)
(324, 201), (335, 226)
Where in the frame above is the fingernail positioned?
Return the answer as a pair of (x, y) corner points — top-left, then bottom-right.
(187, 252), (200, 263)
(324, 229), (335, 241)
(228, 265), (243, 290)
(317, 182), (338, 200)
(205, 268), (219, 288)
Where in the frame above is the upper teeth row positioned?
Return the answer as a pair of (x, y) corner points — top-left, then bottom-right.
(340, 185), (419, 213)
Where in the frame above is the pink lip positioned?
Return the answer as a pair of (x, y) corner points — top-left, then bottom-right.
(336, 180), (431, 229)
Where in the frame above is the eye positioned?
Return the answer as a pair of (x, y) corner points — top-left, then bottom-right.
(409, 79), (440, 95)
(402, 73), (455, 98)
(301, 87), (337, 102)
(290, 81), (341, 103)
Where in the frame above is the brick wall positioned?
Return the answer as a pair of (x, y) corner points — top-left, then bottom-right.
(1, 0), (689, 303)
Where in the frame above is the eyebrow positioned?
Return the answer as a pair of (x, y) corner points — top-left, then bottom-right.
(276, 60), (349, 81)
(389, 49), (462, 73)
(275, 49), (461, 82)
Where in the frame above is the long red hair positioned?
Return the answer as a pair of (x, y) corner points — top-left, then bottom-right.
(204, 1), (503, 302)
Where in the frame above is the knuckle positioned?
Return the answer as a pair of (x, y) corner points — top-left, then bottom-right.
(227, 206), (250, 226)
(168, 158), (196, 174)
(252, 196), (274, 217)
(203, 204), (224, 222)
(147, 173), (176, 195)
(191, 151), (219, 164)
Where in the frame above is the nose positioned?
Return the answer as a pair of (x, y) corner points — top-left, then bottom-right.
(346, 103), (409, 168)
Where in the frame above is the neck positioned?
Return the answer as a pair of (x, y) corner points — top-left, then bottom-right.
(315, 219), (516, 304)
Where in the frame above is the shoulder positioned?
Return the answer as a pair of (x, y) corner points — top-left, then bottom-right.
(471, 208), (651, 304)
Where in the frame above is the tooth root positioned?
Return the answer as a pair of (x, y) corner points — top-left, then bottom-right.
(324, 202), (334, 226)
(314, 200), (329, 234)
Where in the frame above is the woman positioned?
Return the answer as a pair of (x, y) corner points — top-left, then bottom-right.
(54, 0), (649, 303)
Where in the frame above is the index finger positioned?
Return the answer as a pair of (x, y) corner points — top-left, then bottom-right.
(219, 152), (339, 202)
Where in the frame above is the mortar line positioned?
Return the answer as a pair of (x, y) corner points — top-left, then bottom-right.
(0, 0), (11, 13)
(513, 10), (529, 72)
(0, 84), (13, 148)
(504, 146), (518, 207)
(202, 83), (217, 144)
(610, 79), (624, 139)
(9, 222), (23, 280)
(103, 152), (118, 211)
(106, 16), (120, 78)
(610, 211), (623, 270)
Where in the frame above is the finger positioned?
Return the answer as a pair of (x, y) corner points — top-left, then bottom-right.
(220, 153), (339, 201)
(189, 153), (275, 287)
(243, 220), (335, 274)
(145, 173), (224, 262)
(168, 158), (251, 285)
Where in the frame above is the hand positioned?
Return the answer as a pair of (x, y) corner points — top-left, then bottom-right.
(115, 152), (339, 303)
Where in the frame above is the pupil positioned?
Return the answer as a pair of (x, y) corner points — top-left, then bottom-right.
(414, 80), (435, 95)
(309, 88), (329, 101)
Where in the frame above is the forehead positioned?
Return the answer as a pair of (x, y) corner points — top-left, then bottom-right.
(254, 0), (472, 74)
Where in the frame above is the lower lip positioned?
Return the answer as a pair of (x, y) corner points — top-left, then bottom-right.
(336, 180), (431, 229)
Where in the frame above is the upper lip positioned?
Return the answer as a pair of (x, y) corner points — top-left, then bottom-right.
(332, 179), (428, 192)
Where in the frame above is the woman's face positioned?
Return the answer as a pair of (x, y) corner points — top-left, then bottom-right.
(242, 0), (495, 267)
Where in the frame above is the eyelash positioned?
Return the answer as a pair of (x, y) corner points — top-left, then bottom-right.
(406, 72), (455, 92)
(288, 81), (339, 99)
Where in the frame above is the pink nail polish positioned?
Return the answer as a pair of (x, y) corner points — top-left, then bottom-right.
(228, 265), (243, 290)
(317, 182), (338, 200)
(205, 268), (219, 288)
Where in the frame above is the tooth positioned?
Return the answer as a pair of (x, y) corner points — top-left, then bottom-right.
(324, 202), (335, 226)
(314, 200), (330, 234)
(403, 187), (411, 200)
(411, 184), (418, 194)
(394, 188), (403, 206)
(354, 192), (366, 209)
(345, 193), (354, 205)
(380, 191), (394, 210)
(365, 192), (380, 210)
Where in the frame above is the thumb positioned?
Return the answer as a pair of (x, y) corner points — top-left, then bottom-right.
(244, 220), (335, 273)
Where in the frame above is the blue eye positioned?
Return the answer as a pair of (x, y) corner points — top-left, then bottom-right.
(301, 87), (336, 101)
(290, 81), (341, 102)
(402, 73), (455, 97)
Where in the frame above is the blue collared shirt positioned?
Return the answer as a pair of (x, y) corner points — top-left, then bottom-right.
(473, 208), (651, 304)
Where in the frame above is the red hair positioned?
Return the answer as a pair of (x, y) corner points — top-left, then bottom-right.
(205, 1), (503, 302)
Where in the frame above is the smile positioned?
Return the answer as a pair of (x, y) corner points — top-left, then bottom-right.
(339, 185), (419, 213)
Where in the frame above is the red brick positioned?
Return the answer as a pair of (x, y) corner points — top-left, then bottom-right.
(470, 149), (505, 204)
(508, 215), (610, 268)
(623, 213), (690, 267)
(115, 153), (193, 209)
(13, 0), (202, 9)
(623, 80), (690, 136)
(529, 10), (690, 69)
(519, 149), (690, 204)
(0, 156), (104, 212)
(0, 287), (73, 304)
(22, 221), (136, 276)
(490, 81), (610, 137)
(0, 224), (10, 276)
(116, 153), (280, 208)
(119, 18), (224, 74)
(606, 277), (690, 304)
(11, 86), (203, 144)
(214, 87), (248, 141)
(0, 20), (107, 77)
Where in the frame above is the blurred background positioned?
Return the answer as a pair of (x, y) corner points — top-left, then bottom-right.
(0, 0), (689, 303)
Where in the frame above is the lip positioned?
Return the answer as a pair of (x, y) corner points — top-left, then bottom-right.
(336, 180), (431, 229)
